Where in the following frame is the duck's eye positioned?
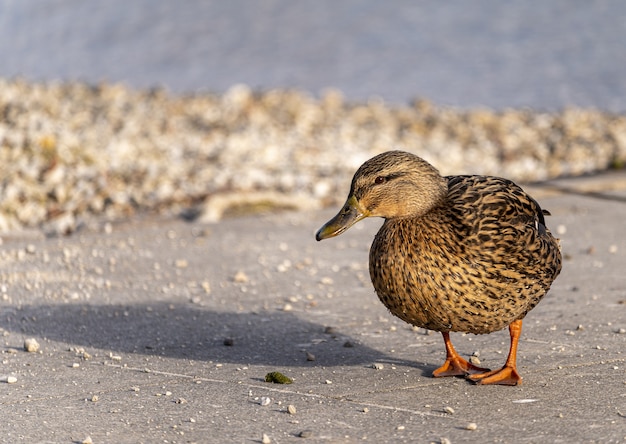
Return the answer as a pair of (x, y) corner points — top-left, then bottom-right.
(374, 176), (386, 184)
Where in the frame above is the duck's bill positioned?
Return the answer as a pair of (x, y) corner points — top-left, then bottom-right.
(315, 196), (367, 241)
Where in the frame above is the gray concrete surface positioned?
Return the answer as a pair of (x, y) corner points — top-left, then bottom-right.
(1, 172), (625, 443)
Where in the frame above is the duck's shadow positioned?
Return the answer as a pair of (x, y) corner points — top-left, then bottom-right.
(0, 302), (427, 371)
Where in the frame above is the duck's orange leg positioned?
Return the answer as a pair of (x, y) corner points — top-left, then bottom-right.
(467, 320), (523, 386)
(432, 332), (490, 377)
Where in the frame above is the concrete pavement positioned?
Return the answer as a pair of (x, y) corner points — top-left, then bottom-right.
(1, 172), (625, 443)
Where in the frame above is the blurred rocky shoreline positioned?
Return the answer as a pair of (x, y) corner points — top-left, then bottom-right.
(1, 78), (625, 234)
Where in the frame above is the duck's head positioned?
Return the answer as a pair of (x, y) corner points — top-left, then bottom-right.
(316, 150), (447, 241)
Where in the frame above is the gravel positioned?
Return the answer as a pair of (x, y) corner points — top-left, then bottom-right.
(2, 78), (625, 233)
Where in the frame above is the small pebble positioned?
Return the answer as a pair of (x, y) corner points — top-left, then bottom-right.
(306, 352), (316, 361)
(469, 355), (481, 365)
(324, 326), (336, 334)
(466, 423), (478, 431)
(288, 404), (297, 415)
(443, 406), (455, 414)
(343, 341), (354, 348)
(440, 438), (451, 444)
(320, 277), (334, 285)
(371, 363), (384, 370)
(396, 425), (405, 431)
(190, 296), (202, 304)
(262, 433), (271, 444)
(91, 395), (99, 402)
(362, 407), (369, 413)
(260, 396), (271, 406)
(223, 337), (234, 346)
(233, 271), (249, 283)
(24, 338), (40, 353)
(325, 380), (332, 384)
(82, 437), (93, 444)
(202, 281), (211, 294)
(174, 259), (188, 268)
(3, 376), (17, 384)
(276, 260), (291, 272)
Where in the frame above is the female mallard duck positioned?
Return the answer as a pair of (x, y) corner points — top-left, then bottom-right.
(316, 150), (561, 385)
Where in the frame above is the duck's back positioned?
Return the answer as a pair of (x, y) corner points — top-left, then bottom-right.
(369, 175), (562, 335)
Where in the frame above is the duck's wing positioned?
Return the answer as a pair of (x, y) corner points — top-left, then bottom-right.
(445, 175), (562, 280)
(446, 175), (544, 230)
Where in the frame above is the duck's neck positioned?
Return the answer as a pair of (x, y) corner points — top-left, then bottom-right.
(394, 176), (448, 219)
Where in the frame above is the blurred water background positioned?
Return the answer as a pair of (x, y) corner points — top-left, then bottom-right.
(1, 0), (625, 111)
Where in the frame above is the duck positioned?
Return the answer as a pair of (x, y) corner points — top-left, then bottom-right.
(316, 150), (562, 385)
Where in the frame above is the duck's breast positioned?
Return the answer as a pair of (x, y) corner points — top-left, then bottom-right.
(368, 176), (561, 334)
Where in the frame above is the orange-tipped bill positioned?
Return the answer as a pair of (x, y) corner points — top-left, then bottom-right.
(315, 196), (368, 241)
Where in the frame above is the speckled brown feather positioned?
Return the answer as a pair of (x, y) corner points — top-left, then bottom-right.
(369, 173), (562, 335)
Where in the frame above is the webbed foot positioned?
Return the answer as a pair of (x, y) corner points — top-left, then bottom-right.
(432, 331), (490, 378)
(467, 366), (522, 386)
(433, 356), (490, 378)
